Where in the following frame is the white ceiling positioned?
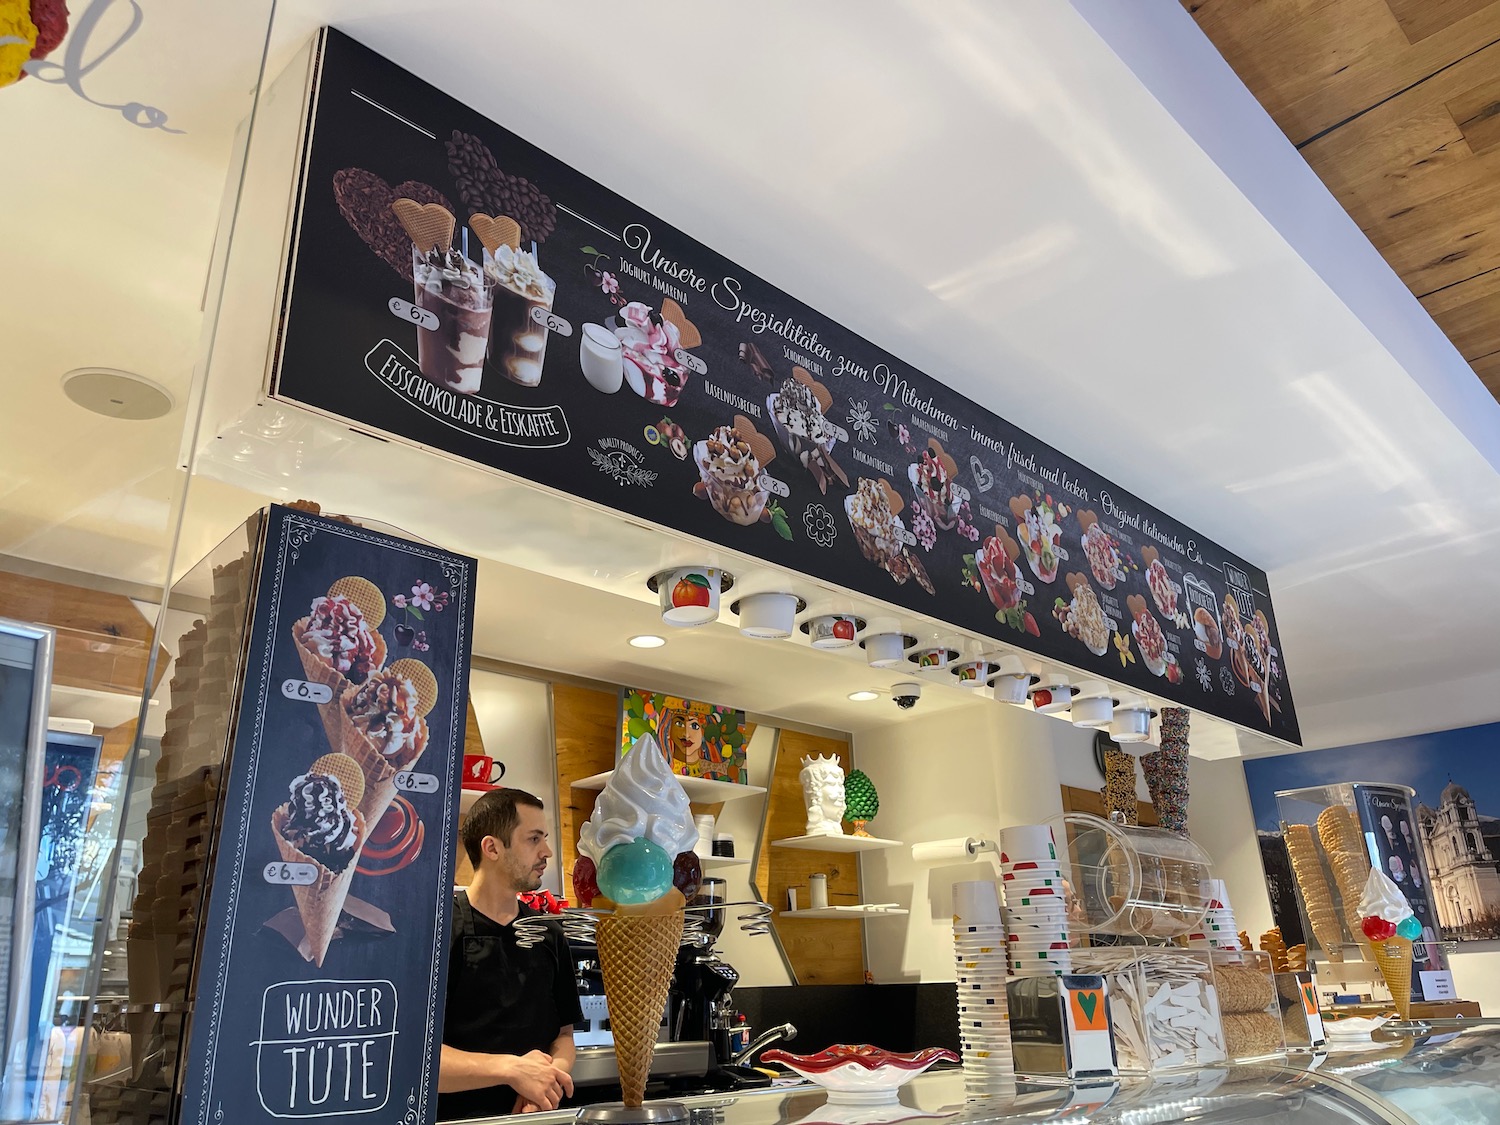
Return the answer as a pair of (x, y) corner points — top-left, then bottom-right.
(4, 0), (1499, 753)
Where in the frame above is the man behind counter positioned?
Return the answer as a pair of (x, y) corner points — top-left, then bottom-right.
(439, 788), (583, 1119)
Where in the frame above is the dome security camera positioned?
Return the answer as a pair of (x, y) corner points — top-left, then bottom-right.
(892, 681), (923, 710)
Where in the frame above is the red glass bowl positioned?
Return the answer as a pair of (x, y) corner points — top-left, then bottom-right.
(761, 1046), (958, 1104)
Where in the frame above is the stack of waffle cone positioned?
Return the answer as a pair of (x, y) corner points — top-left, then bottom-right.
(1284, 825), (1344, 961)
(1372, 937), (1414, 1019)
(594, 903), (685, 1107)
(1316, 806), (1375, 961)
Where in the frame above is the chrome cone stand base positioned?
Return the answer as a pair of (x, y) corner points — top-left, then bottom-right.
(576, 1101), (689, 1123)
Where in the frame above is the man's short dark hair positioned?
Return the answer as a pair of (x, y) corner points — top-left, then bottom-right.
(462, 787), (544, 865)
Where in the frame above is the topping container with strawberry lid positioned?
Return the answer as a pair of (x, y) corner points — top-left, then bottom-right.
(518, 734), (769, 1123)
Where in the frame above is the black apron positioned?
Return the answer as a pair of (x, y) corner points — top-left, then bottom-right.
(437, 893), (577, 1120)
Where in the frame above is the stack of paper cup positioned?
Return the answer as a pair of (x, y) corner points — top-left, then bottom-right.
(1195, 878), (1240, 950)
(952, 879), (1013, 1099)
(999, 824), (1073, 977)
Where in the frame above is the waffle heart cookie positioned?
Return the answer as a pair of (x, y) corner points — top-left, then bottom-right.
(1283, 824), (1344, 961)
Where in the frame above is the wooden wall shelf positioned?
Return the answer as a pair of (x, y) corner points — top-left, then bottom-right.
(571, 770), (766, 803)
(772, 834), (902, 853)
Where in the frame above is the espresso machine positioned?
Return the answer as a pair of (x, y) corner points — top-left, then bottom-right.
(670, 878), (738, 1058)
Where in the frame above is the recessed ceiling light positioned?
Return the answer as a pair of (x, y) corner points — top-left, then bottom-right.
(61, 368), (174, 420)
(628, 634), (667, 649)
(847, 690), (880, 702)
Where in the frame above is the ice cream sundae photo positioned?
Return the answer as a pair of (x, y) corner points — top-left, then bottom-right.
(1056, 574), (1111, 656)
(974, 526), (1025, 612)
(846, 478), (934, 593)
(693, 418), (773, 526)
(1010, 494), (1063, 584)
(480, 230), (556, 388)
(390, 199), (492, 395)
(1128, 594), (1168, 677)
(1141, 546), (1179, 618)
(1193, 606), (1223, 660)
(614, 301), (695, 407)
(769, 369), (848, 494)
(909, 441), (961, 530)
(1078, 511), (1126, 590)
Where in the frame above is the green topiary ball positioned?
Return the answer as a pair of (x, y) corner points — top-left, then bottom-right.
(844, 769), (880, 821)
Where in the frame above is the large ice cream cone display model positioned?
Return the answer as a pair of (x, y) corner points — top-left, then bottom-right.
(1358, 868), (1421, 1020)
(573, 734), (702, 1110)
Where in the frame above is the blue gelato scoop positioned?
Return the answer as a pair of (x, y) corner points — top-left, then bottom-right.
(597, 837), (674, 905)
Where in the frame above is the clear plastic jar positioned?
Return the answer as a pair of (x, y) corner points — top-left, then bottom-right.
(1043, 813), (1213, 938)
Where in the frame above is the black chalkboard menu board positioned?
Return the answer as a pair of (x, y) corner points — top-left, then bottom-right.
(180, 505), (475, 1125)
(270, 28), (1298, 743)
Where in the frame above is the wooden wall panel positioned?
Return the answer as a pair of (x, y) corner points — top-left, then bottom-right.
(1184, 0), (1500, 397)
(765, 730), (864, 985)
(553, 683), (618, 884)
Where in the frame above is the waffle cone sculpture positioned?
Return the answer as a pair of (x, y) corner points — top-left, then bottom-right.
(595, 908), (686, 1106)
(1372, 938), (1414, 1020)
(574, 734), (703, 1109)
(1284, 824), (1344, 961)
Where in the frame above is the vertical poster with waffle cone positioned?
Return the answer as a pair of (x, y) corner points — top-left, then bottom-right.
(266, 27), (1300, 745)
(180, 505), (476, 1125)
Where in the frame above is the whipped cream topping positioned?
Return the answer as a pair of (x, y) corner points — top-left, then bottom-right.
(1358, 867), (1413, 924)
(415, 247), (488, 310)
(579, 733), (698, 863)
(347, 668), (423, 759)
(696, 425), (761, 489)
(485, 243), (554, 301)
(282, 773), (360, 872)
(302, 595), (380, 683)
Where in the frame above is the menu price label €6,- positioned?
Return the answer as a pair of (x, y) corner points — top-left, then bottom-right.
(263, 862), (320, 886)
(281, 679), (333, 704)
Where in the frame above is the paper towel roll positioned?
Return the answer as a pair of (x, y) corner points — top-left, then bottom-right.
(911, 838), (980, 864)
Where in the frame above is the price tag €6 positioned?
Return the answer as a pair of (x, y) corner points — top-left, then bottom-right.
(388, 296), (439, 331)
(281, 679), (333, 704)
(394, 771), (440, 794)
(263, 862), (319, 886)
(529, 306), (573, 336)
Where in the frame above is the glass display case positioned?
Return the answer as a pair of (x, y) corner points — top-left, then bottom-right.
(446, 1027), (1500, 1125)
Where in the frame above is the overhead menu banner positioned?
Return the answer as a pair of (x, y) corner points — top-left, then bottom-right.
(270, 28), (1299, 743)
(181, 505), (476, 1125)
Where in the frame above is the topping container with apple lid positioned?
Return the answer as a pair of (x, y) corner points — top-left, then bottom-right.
(1055, 572), (1110, 656)
(1129, 595), (1168, 676)
(1010, 494), (1063, 584)
(1141, 546), (1178, 618)
(975, 525), (1024, 611)
(693, 418), (772, 526)
(1078, 510), (1125, 590)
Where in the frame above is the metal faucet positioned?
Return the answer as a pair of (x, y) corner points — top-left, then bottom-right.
(730, 1022), (796, 1066)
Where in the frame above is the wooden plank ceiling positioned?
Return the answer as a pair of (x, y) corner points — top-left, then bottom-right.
(1183, 0), (1500, 396)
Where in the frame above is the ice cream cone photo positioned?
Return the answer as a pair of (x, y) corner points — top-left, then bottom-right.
(271, 768), (366, 966)
(292, 579), (388, 750)
(333, 660), (435, 828)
